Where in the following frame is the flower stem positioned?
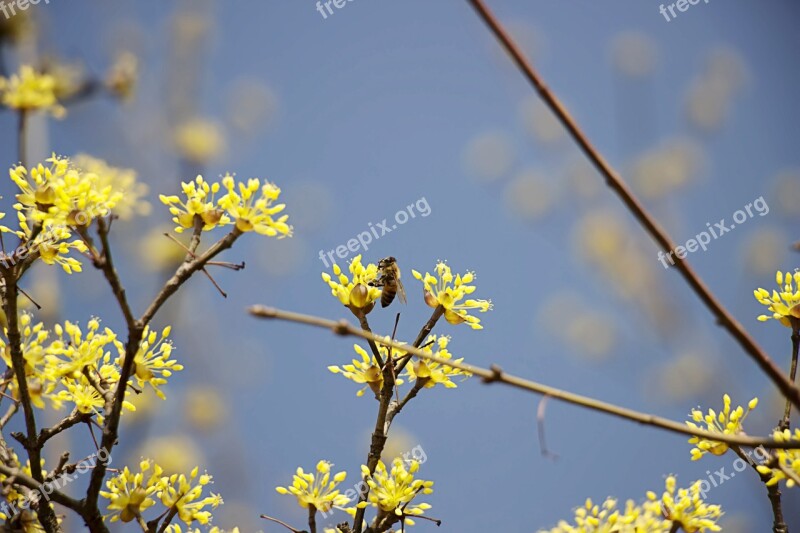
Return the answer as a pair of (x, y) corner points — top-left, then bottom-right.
(17, 110), (27, 167)
(308, 505), (318, 533)
(780, 325), (800, 430)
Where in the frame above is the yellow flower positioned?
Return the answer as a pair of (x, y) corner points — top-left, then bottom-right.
(686, 395), (758, 459)
(411, 262), (492, 329)
(100, 459), (162, 523)
(218, 174), (292, 237)
(46, 318), (119, 378)
(357, 458), (433, 527)
(276, 460), (350, 513)
(539, 497), (666, 532)
(0, 313), (59, 409)
(756, 428), (800, 487)
(54, 380), (105, 419)
(119, 325), (182, 400)
(160, 175), (229, 233)
(10, 154), (128, 228)
(0, 65), (65, 117)
(159, 466), (223, 526)
(72, 154), (150, 219)
(321, 255), (382, 311)
(402, 335), (471, 389)
(652, 476), (723, 532)
(328, 342), (404, 397)
(754, 270), (800, 328)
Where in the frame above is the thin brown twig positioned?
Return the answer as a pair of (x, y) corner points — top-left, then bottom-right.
(248, 306), (800, 451)
(780, 324), (799, 430)
(732, 446), (786, 533)
(465, 0), (800, 412)
(83, 223), (242, 528)
(260, 514), (304, 533)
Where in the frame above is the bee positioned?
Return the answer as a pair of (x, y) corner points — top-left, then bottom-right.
(370, 256), (407, 308)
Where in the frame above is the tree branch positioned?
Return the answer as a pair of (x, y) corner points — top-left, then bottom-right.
(248, 306), (800, 451)
(464, 0), (800, 412)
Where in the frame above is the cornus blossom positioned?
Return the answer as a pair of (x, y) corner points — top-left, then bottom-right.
(411, 261), (492, 329)
(0, 65), (65, 117)
(276, 460), (350, 513)
(329, 342), (404, 397)
(402, 335), (471, 389)
(321, 254), (382, 311)
(757, 428), (800, 487)
(355, 458), (433, 528)
(686, 395), (758, 459)
(754, 270), (800, 328)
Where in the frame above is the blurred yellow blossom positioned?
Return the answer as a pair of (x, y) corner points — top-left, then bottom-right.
(174, 118), (226, 165)
(411, 262), (492, 329)
(0, 65), (65, 117)
(72, 154), (150, 219)
(686, 395), (758, 460)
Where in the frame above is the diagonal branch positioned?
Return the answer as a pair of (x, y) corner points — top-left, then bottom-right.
(249, 306), (800, 451)
(465, 0), (800, 412)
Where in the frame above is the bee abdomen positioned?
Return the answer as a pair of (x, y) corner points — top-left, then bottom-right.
(381, 287), (397, 307)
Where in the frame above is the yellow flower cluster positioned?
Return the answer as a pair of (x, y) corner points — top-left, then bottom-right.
(403, 335), (471, 389)
(160, 174), (292, 237)
(321, 254), (382, 311)
(355, 458), (433, 527)
(656, 476), (723, 532)
(72, 153), (150, 219)
(412, 262), (492, 329)
(756, 428), (800, 487)
(275, 460), (350, 513)
(101, 461), (223, 527)
(0, 65), (65, 117)
(686, 395), (758, 460)
(541, 497), (663, 533)
(0, 315), (180, 422)
(754, 270), (800, 328)
(122, 325), (182, 400)
(540, 476), (722, 532)
(1, 155), (148, 273)
(328, 342), (403, 397)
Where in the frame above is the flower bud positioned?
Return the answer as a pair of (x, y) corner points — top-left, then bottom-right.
(349, 284), (371, 309)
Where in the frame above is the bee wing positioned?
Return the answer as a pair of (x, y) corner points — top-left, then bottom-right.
(396, 276), (407, 304)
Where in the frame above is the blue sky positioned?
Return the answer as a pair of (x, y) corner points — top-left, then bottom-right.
(0, 0), (799, 531)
